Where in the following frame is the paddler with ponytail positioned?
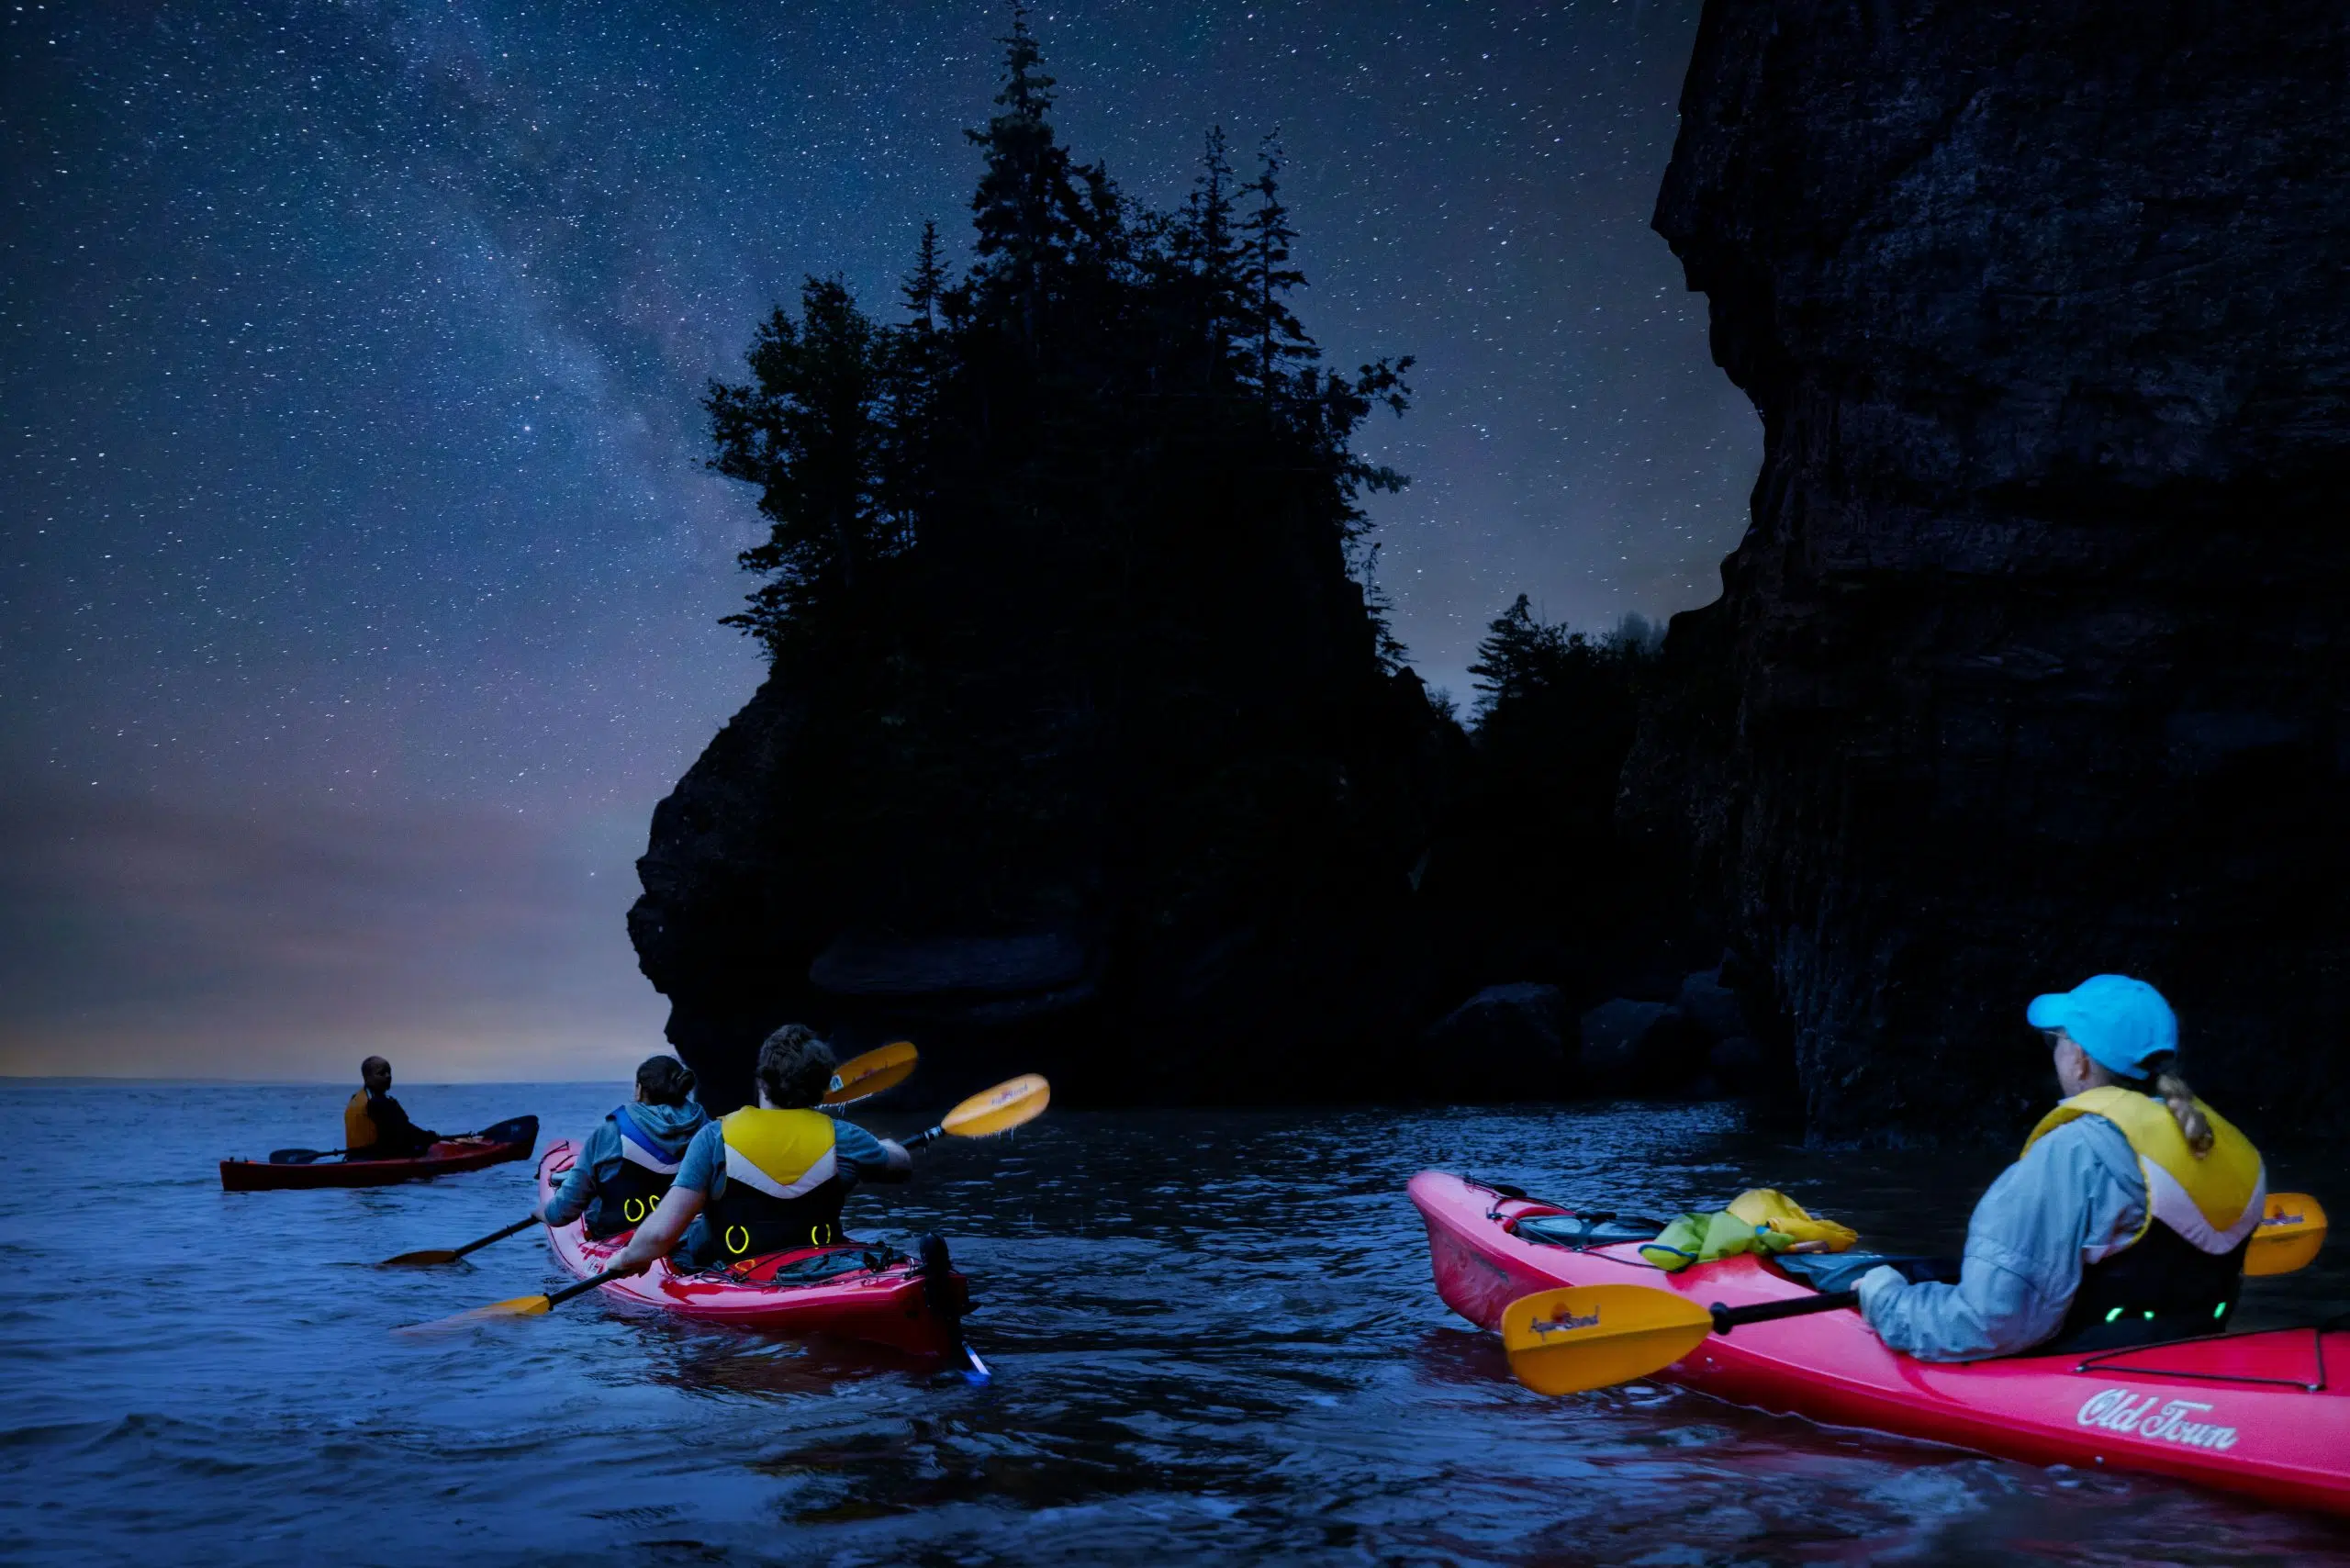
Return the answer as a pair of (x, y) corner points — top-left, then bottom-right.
(1859, 974), (2266, 1361)
(606, 1025), (911, 1279)
(535, 1055), (708, 1238)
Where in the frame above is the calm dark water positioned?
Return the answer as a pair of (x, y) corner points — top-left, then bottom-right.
(5, 1081), (2347, 1566)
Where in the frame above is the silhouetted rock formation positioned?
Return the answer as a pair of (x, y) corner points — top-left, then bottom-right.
(631, 23), (1457, 1113)
(633, 660), (1450, 1114)
(1637, 0), (2350, 1140)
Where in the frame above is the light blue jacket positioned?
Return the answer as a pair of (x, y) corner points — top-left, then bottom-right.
(543, 1100), (710, 1229)
(1857, 1114), (2146, 1361)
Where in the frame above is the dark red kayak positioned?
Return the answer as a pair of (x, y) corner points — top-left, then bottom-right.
(219, 1115), (537, 1191)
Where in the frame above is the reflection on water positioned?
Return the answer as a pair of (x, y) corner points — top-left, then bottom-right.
(3, 1082), (2345, 1564)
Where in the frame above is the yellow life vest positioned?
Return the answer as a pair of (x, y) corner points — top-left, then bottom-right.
(709, 1107), (845, 1260)
(2021, 1086), (2266, 1258)
(719, 1107), (838, 1196)
(344, 1090), (378, 1152)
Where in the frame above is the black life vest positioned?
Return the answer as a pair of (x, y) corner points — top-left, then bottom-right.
(703, 1107), (846, 1260)
(584, 1103), (686, 1239)
(2052, 1225), (2251, 1352)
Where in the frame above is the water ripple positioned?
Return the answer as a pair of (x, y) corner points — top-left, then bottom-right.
(2, 1083), (2345, 1564)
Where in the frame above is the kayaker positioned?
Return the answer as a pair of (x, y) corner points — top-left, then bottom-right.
(604, 1025), (912, 1277)
(345, 1057), (441, 1160)
(535, 1056), (709, 1238)
(1857, 974), (2266, 1361)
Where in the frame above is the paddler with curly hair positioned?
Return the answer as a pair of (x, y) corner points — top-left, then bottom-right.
(1858, 974), (2266, 1361)
(606, 1025), (912, 1277)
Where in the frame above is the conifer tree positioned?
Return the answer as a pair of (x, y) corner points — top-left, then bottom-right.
(1469, 594), (1570, 718)
(1173, 128), (1248, 381)
(709, 276), (893, 654)
(901, 218), (946, 332)
(1241, 134), (1315, 396)
(879, 221), (951, 551)
(964, 6), (1090, 353)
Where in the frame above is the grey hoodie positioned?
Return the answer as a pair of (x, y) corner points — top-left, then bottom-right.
(543, 1099), (710, 1232)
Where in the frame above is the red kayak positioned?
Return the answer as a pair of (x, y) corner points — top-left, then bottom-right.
(1411, 1170), (2350, 1517)
(533, 1140), (967, 1358)
(219, 1116), (538, 1191)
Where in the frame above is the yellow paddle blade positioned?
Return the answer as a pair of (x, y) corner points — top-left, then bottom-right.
(1501, 1284), (1715, 1396)
(392, 1294), (553, 1336)
(823, 1040), (919, 1105)
(2246, 1192), (2328, 1277)
(940, 1074), (1050, 1138)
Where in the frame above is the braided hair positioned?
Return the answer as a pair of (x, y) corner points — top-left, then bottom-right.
(2128, 1050), (2214, 1156)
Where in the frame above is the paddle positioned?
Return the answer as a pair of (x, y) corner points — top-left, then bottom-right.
(270, 1124), (507, 1165)
(1504, 1193), (2333, 1395)
(1503, 1282), (1858, 1395)
(903, 1073), (1050, 1148)
(398, 1074), (1053, 1336)
(394, 1269), (626, 1335)
(378, 1215), (538, 1269)
(2246, 1192), (2328, 1277)
(822, 1040), (919, 1106)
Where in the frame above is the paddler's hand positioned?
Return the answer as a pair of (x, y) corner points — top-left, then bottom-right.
(1854, 1263), (1908, 1329)
(877, 1137), (913, 1182)
(604, 1243), (655, 1278)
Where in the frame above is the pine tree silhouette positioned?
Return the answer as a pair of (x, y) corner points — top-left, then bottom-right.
(964, 6), (1091, 355)
(704, 10), (1427, 936)
(1241, 134), (1315, 396)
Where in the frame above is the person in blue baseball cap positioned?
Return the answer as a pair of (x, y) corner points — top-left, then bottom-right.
(1856, 974), (2267, 1361)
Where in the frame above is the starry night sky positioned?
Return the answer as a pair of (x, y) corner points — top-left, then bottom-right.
(2, 1), (1754, 1081)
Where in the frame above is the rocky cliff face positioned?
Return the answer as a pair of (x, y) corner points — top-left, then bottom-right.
(1640, 1), (2350, 1140)
(632, 644), (1456, 1115)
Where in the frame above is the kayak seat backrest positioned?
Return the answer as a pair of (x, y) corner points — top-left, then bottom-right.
(1513, 1212), (1672, 1250)
(1774, 1252), (1960, 1295)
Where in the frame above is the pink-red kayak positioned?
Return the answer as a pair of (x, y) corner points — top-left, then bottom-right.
(219, 1116), (538, 1191)
(534, 1140), (966, 1358)
(1411, 1170), (2350, 1517)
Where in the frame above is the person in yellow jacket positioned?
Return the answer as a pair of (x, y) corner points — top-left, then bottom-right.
(344, 1056), (441, 1160)
(608, 1025), (911, 1277)
(1859, 974), (2266, 1361)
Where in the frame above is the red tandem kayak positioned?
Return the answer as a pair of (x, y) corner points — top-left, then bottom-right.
(219, 1116), (538, 1191)
(1410, 1170), (2350, 1517)
(534, 1140), (967, 1358)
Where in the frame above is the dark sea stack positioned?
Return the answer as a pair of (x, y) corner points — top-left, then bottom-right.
(1643, 2), (2350, 1140)
(632, 655), (1449, 1114)
(629, 25), (1466, 1113)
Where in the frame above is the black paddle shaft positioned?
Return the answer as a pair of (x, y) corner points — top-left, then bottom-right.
(454, 1216), (538, 1259)
(1709, 1290), (1860, 1335)
(545, 1269), (626, 1309)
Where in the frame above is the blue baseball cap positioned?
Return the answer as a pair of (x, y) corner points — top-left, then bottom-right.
(2026, 974), (2177, 1077)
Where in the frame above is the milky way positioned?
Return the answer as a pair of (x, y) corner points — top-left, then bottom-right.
(2, 1), (1753, 1080)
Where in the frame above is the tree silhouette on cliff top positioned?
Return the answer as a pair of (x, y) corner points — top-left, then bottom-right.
(699, 10), (1423, 936)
